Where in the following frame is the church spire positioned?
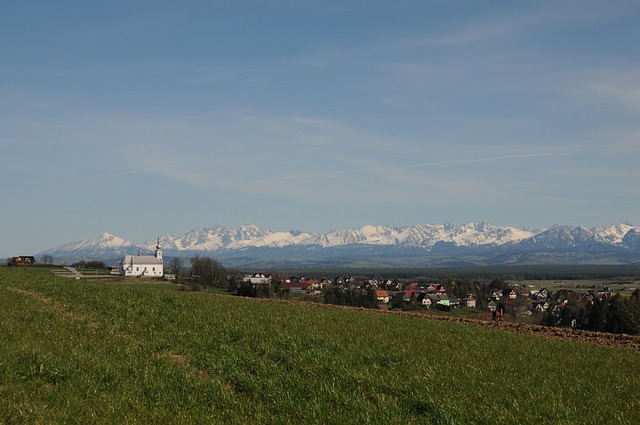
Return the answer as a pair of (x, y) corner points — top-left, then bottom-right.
(155, 237), (163, 262)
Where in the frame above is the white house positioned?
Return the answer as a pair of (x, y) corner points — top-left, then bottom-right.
(120, 239), (163, 277)
(248, 273), (271, 284)
(376, 290), (390, 304)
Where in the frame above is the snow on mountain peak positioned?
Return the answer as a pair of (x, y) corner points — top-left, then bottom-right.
(39, 222), (640, 261)
(593, 223), (636, 244)
(96, 232), (132, 247)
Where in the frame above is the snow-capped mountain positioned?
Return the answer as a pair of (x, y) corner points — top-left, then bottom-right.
(151, 225), (317, 251)
(593, 223), (637, 245)
(38, 222), (640, 266)
(40, 232), (135, 259)
(310, 222), (537, 249)
(512, 224), (640, 252)
(622, 229), (640, 251)
(515, 225), (594, 250)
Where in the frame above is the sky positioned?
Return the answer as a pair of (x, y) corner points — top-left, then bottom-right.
(2, 0), (640, 257)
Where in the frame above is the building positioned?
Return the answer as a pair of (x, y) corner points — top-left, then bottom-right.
(376, 290), (390, 304)
(9, 256), (35, 266)
(119, 239), (163, 277)
(461, 297), (477, 309)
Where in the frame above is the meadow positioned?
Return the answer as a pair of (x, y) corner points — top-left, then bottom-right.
(1, 266), (639, 424)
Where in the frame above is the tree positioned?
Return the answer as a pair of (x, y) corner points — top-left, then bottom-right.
(85, 260), (106, 269)
(585, 298), (609, 332)
(169, 257), (184, 279)
(490, 277), (509, 291)
(228, 272), (244, 293)
(451, 278), (473, 299)
(40, 254), (54, 265)
(606, 292), (640, 335)
(190, 256), (228, 289)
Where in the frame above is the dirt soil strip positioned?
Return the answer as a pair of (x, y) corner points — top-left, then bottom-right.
(8, 287), (100, 329)
(155, 352), (208, 377)
(205, 293), (640, 351)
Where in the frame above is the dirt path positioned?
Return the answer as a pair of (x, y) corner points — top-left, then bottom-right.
(413, 313), (640, 350)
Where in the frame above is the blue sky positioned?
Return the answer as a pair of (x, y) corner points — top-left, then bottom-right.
(2, 0), (640, 256)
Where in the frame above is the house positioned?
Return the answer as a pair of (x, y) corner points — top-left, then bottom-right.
(404, 289), (418, 299)
(9, 256), (35, 266)
(249, 273), (271, 284)
(531, 288), (548, 301)
(597, 291), (613, 301)
(436, 294), (450, 306)
(427, 294), (441, 307)
(532, 302), (549, 313)
(120, 239), (163, 277)
(376, 290), (390, 304)
(487, 300), (498, 312)
(390, 291), (410, 304)
(461, 297), (476, 308)
(281, 281), (310, 295)
(425, 284), (438, 293)
(308, 279), (327, 294)
(417, 293), (432, 308)
(581, 293), (595, 304)
(502, 289), (518, 300)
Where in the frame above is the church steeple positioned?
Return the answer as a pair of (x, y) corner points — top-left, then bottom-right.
(155, 237), (163, 262)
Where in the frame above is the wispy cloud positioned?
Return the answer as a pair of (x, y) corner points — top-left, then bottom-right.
(592, 81), (640, 111)
(406, 153), (564, 169)
(406, 21), (523, 48)
(401, 9), (578, 49)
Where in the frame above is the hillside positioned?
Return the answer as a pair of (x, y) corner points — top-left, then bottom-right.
(1, 266), (639, 423)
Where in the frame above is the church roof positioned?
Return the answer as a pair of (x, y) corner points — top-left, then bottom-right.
(121, 255), (162, 265)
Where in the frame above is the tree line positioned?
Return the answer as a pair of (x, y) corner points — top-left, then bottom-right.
(543, 289), (640, 335)
(169, 256), (229, 292)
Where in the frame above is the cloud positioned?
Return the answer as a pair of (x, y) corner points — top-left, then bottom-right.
(405, 21), (523, 48)
(592, 80), (640, 111)
(400, 7), (582, 49)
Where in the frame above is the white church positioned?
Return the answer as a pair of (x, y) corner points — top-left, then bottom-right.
(120, 238), (163, 277)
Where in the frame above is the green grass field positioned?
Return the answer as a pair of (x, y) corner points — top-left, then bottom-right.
(1, 266), (639, 424)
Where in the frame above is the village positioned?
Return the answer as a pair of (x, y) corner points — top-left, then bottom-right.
(235, 271), (631, 325)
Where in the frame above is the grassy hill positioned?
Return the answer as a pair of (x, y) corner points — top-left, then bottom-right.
(1, 266), (639, 424)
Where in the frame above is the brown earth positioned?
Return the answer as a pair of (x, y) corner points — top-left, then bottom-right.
(415, 313), (640, 351)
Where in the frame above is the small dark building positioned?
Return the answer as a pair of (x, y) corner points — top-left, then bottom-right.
(9, 256), (35, 266)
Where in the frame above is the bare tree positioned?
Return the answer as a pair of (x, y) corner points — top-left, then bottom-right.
(40, 254), (54, 265)
(190, 256), (228, 289)
(169, 257), (184, 278)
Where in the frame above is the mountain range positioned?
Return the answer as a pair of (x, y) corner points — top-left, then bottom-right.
(38, 222), (640, 267)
